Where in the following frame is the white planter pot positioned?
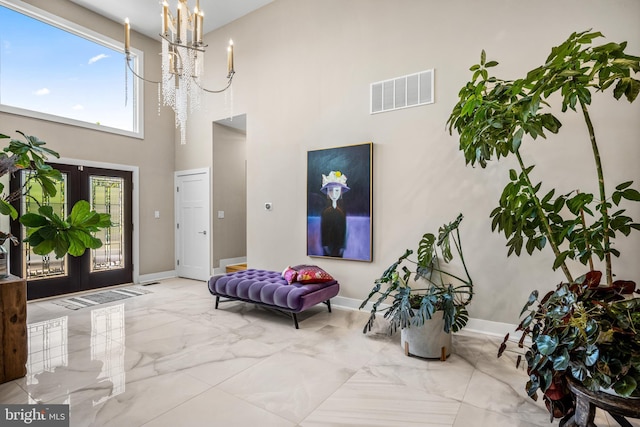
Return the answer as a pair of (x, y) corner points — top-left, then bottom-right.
(400, 310), (452, 359)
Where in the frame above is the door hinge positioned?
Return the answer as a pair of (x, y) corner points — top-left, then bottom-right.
(177, 259), (180, 266)
(176, 186), (179, 192)
(177, 223), (179, 229)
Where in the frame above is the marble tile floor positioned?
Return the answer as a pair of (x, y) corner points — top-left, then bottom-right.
(1, 278), (638, 427)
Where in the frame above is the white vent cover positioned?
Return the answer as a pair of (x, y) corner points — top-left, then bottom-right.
(370, 69), (434, 114)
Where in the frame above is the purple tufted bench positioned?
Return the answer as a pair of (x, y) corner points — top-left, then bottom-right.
(208, 269), (340, 328)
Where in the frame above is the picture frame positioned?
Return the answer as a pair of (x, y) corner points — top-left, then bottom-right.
(306, 142), (373, 262)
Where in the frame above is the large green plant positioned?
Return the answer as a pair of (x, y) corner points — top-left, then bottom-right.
(0, 131), (110, 258)
(447, 30), (640, 419)
(360, 214), (473, 335)
(447, 30), (640, 283)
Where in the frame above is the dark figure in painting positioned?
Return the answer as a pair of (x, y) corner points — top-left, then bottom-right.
(320, 170), (349, 257)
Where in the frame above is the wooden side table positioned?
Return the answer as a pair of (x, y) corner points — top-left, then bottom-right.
(225, 263), (247, 273)
(0, 274), (28, 383)
(561, 377), (640, 427)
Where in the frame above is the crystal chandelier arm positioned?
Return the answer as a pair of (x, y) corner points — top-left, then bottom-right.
(126, 56), (161, 85)
(196, 71), (235, 93)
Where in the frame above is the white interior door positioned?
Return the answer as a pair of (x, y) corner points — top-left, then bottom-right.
(175, 169), (211, 281)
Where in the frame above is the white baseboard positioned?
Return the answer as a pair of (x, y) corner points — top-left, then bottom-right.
(332, 295), (518, 339)
(463, 318), (518, 339)
(332, 295), (370, 311)
(138, 270), (177, 284)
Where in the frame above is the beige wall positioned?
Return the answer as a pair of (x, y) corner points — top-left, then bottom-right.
(212, 123), (247, 267)
(183, 0), (640, 325)
(0, 0), (176, 276)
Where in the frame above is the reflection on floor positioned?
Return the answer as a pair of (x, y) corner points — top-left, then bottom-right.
(1, 278), (637, 427)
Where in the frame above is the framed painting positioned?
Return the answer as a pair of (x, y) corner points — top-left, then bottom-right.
(307, 142), (373, 262)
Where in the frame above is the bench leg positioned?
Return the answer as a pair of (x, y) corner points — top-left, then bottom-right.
(324, 299), (332, 313)
(215, 295), (220, 309)
(292, 313), (299, 329)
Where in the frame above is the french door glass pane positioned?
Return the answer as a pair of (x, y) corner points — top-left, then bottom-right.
(90, 176), (125, 272)
(22, 171), (67, 280)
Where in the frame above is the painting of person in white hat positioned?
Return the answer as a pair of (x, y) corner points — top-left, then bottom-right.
(320, 170), (350, 257)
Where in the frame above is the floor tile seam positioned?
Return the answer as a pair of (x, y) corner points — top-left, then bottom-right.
(331, 334), (398, 373)
(457, 368), (550, 426)
(357, 357), (469, 406)
(35, 380), (115, 406)
(450, 368), (473, 426)
(8, 380), (32, 401)
(214, 343), (285, 389)
(127, 330), (251, 369)
(302, 410), (454, 426)
(212, 385), (300, 425)
(115, 315), (187, 339)
(291, 365), (363, 425)
(213, 342), (362, 424)
(299, 394), (460, 427)
(138, 385), (218, 427)
(389, 379), (466, 408)
(461, 358), (540, 409)
(297, 366), (384, 425)
(454, 400), (553, 427)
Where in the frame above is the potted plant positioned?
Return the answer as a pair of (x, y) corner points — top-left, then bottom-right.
(0, 131), (111, 260)
(447, 30), (640, 420)
(360, 214), (474, 359)
(0, 130), (111, 383)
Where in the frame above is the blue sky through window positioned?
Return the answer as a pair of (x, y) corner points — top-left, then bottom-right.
(0, 5), (136, 132)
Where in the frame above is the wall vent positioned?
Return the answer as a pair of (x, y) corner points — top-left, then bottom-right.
(370, 69), (434, 114)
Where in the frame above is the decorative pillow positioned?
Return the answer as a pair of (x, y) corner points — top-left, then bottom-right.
(296, 265), (334, 284)
(281, 266), (298, 284)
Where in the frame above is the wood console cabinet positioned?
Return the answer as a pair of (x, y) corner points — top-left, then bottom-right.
(0, 274), (28, 383)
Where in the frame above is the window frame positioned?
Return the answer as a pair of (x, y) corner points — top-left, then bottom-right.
(0, 0), (144, 139)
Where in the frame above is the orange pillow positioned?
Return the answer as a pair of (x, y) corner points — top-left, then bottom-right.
(296, 266), (334, 284)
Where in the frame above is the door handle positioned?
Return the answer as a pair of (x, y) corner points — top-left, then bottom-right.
(198, 230), (207, 235)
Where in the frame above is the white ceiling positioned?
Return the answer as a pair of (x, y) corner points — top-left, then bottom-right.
(68, 0), (273, 40)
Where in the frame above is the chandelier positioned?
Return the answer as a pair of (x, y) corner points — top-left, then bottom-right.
(124, 0), (235, 144)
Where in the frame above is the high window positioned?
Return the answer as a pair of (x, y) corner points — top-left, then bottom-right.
(0, 1), (142, 137)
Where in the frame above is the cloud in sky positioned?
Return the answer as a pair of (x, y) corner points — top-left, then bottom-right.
(34, 88), (50, 96)
(88, 54), (109, 64)
(72, 104), (84, 110)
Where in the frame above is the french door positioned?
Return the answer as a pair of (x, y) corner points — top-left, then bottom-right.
(10, 164), (133, 300)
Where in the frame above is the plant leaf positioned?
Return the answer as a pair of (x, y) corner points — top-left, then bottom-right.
(612, 376), (637, 397)
(535, 334), (558, 356)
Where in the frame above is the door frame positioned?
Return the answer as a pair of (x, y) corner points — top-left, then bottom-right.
(174, 168), (211, 280)
(58, 158), (140, 284)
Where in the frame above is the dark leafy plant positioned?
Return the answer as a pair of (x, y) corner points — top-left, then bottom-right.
(498, 271), (639, 421)
(447, 30), (640, 420)
(360, 214), (473, 335)
(0, 131), (110, 258)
